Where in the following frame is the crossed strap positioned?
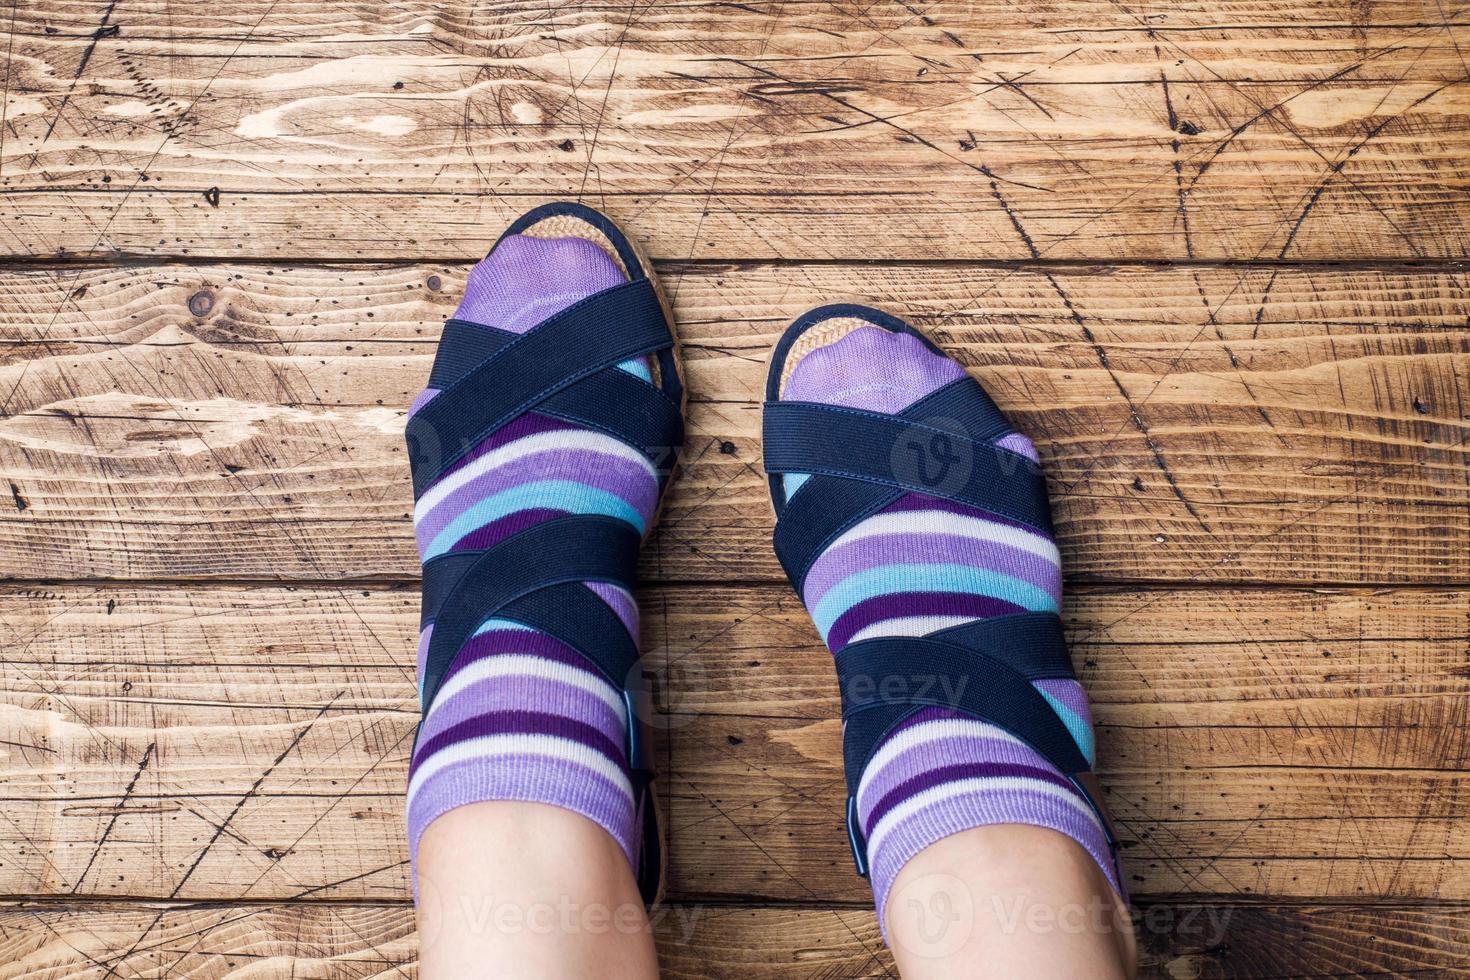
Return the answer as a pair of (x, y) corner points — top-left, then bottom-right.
(763, 371), (1118, 878)
(408, 250), (683, 905)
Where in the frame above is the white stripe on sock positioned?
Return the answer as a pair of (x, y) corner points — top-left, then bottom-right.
(408, 733), (633, 802)
(864, 776), (1103, 856)
(847, 615), (979, 644)
(415, 429), (656, 518)
(857, 717), (1025, 795)
(830, 510), (1060, 565)
(429, 653), (625, 718)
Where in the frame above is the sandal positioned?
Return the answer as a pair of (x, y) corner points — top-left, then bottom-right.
(406, 202), (684, 904)
(760, 303), (1120, 882)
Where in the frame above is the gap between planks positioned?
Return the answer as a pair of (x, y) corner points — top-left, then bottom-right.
(1, 256), (1467, 273)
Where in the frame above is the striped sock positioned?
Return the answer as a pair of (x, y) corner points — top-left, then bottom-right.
(406, 235), (657, 878)
(781, 326), (1120, 933)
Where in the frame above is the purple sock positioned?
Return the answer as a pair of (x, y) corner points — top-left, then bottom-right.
(406, 235), (656, 883)
(780, 326), (1120, 936)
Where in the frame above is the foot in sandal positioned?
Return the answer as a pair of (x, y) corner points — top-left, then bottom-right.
(761, 305), (1133, 973)
(405, 203), (683, 926)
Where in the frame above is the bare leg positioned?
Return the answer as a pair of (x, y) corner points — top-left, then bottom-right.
(417, 801), (659, 980)
(885, 824), (1136, 980)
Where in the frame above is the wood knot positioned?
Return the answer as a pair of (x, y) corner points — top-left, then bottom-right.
(426, 275), (442, 292)
(188, 290), (215, 317)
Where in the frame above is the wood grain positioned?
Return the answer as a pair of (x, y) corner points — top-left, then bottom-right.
(0, 1), (1466, 260)
(1, 582), (1465, 903)
(3, 1), (1467, 974)
(1, 261), (1466, 584)
(2, 900), (1468, 978)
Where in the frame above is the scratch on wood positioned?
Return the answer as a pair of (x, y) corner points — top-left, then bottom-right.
(32, 0), (120, 162)
(167, 696), (340, 899)
(1044, 270), (1214, 533)
(73, 741), (154, 892)
(1159, 66), (1196, 259)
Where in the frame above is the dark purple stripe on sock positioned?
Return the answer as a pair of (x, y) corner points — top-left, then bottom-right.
(864, 760), (1081, 831)
(827, 591), (1026, 652)
(431, 412), (579, 489)
(411, 710), (626, 775)
(438, 627), (596, 690)
(880, 492), (1040, 536)
(448, 507), (570, 553)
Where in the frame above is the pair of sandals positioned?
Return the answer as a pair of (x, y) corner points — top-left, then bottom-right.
(406, 202), (1119, 905)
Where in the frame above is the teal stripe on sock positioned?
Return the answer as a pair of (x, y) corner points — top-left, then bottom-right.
(1038, 688), (1096, 766)
(810, 563), (1059, 635)
(782, 472), (812, 501)
(425, 480), (646, 558)
(474, 618), (539, 636)
(616, 357), (653, 383)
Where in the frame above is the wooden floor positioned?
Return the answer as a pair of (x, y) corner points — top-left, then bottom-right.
(0, 1), (1467, 976)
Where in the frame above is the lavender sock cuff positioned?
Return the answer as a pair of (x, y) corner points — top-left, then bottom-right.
(407, 751), (639, 901)
(858, 713), (1121, 939)
(865, 783), (1120, 941)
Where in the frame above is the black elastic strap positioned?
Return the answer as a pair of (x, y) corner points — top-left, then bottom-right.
(834, 629), (1116, 879)
(636, 794), (661, 904)
(421, 551), (479, 629)
(928, 612), (1075, 680)
(903, 376), (1015, 446)
(418, 516), (640, 713)
(427, 322), (682, 481)
(497, 582), (641, 691)
(834, 631), (1089, 794)
(541, 369), (684, 488)
(763, 400), (1051, 534)
(408, 278), (669, 494)
(428, 319), (513, 389)
(765, 376), (1050, 592)
(771, 477), (904, 596)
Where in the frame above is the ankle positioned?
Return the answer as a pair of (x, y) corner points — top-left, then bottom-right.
(417, 801), (655, 979)
(886, 824), (1135, 978)
(418, 801), (643, 917)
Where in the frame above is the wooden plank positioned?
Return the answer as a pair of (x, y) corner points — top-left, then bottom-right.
(1, 1), (1467, 261)
(2, 900), (1469, 978)
(1, 583), (1466, 902)
(1, 261), (1466, 584)
(670, 718), (1470, 903)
